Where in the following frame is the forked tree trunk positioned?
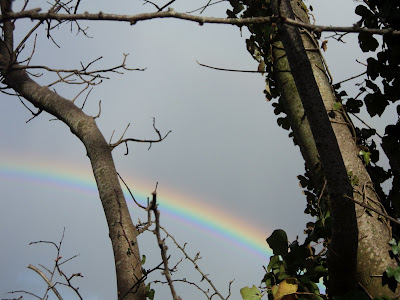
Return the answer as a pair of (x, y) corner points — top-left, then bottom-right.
(0, 2), (145, 299)
(271, 0), (399, 297)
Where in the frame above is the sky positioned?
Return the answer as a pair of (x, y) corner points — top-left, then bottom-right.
(0, 1), (395, 299)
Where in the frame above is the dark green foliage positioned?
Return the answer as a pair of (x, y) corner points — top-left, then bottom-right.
(266, 229), (288, 256)
(263, 229), (327, 297)
(358, 32), (379, 52)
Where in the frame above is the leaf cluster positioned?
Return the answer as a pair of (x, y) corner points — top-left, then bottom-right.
(260, 229), (328, 299)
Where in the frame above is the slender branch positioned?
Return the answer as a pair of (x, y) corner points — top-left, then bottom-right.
(109, 119), (171, 150)
(151, 190), (182, 300)
(5, 290), (42, 299)
(197, 60), (263, 73)
(153, 278), (211, 298)
(1, 8), (400, 35)
(117, 172), (147, 209)
(334, 71), (367, 86)
(186, 0), (226, 14)
(349, 111), (383, 139)
(27, 264), (64, 300)
(161, 226), (227, 299)
(159, 0), (177, 12)
(344, 194), (400, 225)
(12, 54), (145, 78)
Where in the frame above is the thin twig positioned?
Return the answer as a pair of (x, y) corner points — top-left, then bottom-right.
(161, 226), (227, 299)
(334, 71), (367, 86)
(117, 172), (147, 209)
(197, 60), (263, 73)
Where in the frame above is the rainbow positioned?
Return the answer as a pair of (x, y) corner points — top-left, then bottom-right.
(0, 153), (273, 261)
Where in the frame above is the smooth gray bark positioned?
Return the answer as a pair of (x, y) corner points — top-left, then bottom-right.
(271, 0), (358, 295)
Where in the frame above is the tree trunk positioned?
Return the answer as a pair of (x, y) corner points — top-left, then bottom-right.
(0, 2), (145, 299)
(271, 0), (399, 297)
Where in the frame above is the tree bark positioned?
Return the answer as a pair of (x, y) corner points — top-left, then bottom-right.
(271, 0), (399, 297)
(0, 2), (145, 299)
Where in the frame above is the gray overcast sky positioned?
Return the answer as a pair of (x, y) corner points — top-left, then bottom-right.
(0, 0), (391, 299)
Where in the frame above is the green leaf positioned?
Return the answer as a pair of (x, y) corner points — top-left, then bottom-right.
(364, 92), (388, 117)
(358, 32), (379, 52)
(267, 255), (281, 271)
(262, 272), (275, 287)
(145, 283), (155, 300)
(391, 240), (400, 256)
(277, 117), (290, 130)
(240, 285), (262, 300)
(141, 255), (146, 265)
(266, 229), (288, 256)
(365, 79), (379, 92)
(345, 98), (363, 113)
(314, 265), (328, 273)
(359, 150), (371, 165)
(386, 267), (400, 282)
(333, 102), (342, 110)
(366, 57), (380, 80)
(146, 289), (155, 300)
(355, 5), (372, 18)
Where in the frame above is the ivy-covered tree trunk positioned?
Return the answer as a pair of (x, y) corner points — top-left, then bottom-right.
(270, 0), (399, 297)
(0, 1), (145, 299)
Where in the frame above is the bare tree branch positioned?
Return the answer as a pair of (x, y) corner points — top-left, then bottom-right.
(150, 189), (182, 300)
(160, 226), (228, 299)
(1, 8), (399, 35)
(11, 54), (146, 87)
(109, 118), (171, 151)
(27, 264), (64, 300)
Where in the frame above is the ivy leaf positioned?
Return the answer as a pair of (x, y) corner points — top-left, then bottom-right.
(345, 98), (363, 113)
(333, 102), (342, 110)
(272, 102), (285, 115)
(364, 92), (388, 117)
(386, 267), (400, 283)
(232, 2), (244, 14)
(262, 272), (275, 287)
(226, 9), (237, 18)
(240, 285), (262, 300)
(277, 116), (291, 130)
(267, 255), (281, 272)
(365, 79), (379, 92)
(355, 5), (372, 18)
(314, 265), (328, 273)
(366, 57), (380, 80)
(145, 283), (155, 300)
(359, 150), (371, 165)
(274, 278), (298, 300)
(297, 175), (309, 188)
(267, 229), (288, 256)
(389, 239), (400, 255)
(358, 32), (379, 52)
